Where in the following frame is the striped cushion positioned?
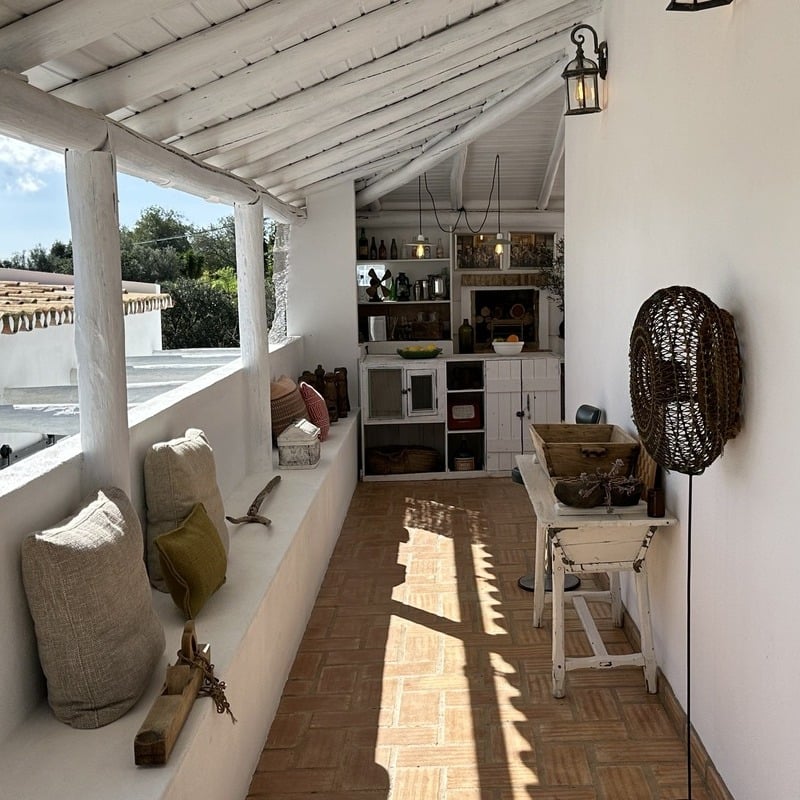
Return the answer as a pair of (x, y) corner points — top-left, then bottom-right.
(299, 381), (330, 441)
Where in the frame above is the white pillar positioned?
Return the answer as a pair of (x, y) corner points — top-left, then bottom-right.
(234, 199), (272, 472)
(65, 149), (131, 497)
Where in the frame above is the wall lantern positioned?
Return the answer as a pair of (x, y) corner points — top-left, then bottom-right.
(562, 24), (608, 116)
(666, 0), (733, 9)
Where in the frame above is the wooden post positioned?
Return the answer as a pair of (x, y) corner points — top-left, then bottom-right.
(66, 148), (131, 497)
(234, 198), (272, 471)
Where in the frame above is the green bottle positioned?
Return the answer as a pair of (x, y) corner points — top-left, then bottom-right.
(458, 318), (474, 354)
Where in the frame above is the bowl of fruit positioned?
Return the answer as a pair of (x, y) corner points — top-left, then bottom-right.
(491, 335), (523, 355)
(396, 344), (442, 359)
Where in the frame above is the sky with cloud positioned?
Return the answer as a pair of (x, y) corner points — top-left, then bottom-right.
(0, 134), (234, 261)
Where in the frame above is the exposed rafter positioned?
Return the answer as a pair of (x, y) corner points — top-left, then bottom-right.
(450, 147), (469, 211)
(213, 39), (568, 176)
(0, 0), (187, 73)
(538, 110), (566, 210)
(175, 0), (595, 159)
(0, 71), (301, 223)
(355, 59), (568, 207)
(51, 0), (366, 114)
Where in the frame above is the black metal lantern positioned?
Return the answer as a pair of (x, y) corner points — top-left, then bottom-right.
(562, 24), (608, 116)
(666, 0), (733, 9)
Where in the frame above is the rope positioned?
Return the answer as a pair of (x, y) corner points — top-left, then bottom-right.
(177, 648), (237, 724)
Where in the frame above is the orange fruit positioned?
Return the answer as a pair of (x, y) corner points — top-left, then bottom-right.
(506, 334), (520, 342)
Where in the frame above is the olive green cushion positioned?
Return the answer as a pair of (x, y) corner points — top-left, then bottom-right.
(154, 503), (227, 620)
(21, 487), (166, 729)
(144, 428), (228, 592)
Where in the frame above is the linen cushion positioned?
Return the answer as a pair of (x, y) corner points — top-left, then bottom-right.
(20, 487), (166, 729)
(270, 375), (307, 439)
(144, 428), (228, 592)
(155, 503), (227, 619)
(299, 381), (330, 441)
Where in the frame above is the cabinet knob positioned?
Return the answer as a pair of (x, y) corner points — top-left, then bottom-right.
(515, 410), (525, 419)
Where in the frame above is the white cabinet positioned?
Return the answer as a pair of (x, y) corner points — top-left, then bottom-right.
(485, 356), (561, 472)
(361, 360), (444, 422)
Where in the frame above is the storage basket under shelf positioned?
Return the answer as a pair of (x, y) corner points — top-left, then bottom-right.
(529, 423), (639, 478)
(365, 445), (442, 475)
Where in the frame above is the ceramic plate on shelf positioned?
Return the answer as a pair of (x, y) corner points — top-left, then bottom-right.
(397, 346), (442, 359)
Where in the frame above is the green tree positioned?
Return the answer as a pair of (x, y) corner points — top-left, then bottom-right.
(161, 276), (239, 349)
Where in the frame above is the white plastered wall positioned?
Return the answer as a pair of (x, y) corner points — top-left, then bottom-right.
(564, 2), (800, 797)
(287, 183), (361, 401)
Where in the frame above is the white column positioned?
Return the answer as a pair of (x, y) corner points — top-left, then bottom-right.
(234, 199), (272, 472)
(65, 149), (130, 497)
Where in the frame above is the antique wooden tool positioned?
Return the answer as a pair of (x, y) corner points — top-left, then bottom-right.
(134, 622), (210, 766)
(225, 475), (281, 526)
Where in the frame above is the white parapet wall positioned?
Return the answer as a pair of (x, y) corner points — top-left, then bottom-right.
(0, 335), (363, 800)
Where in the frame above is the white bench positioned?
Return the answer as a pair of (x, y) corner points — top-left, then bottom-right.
(0, 414), (358, 800)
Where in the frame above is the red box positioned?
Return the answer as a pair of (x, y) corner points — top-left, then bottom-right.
(447, 398), (482, 430)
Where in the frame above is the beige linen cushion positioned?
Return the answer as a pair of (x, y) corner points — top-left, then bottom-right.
(20, 487), (166, 729)
(144, 428), (228, 592)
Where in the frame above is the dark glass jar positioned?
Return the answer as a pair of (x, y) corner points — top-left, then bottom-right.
(458, 318), (474, 354)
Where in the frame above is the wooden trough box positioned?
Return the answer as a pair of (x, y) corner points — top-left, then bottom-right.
(529, 423), (640, 478)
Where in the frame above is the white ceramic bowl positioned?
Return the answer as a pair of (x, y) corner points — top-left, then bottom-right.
(492, 341), (524, 355)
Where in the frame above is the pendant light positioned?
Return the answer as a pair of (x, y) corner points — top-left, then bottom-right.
(493, 155), (511, 256)
(666, 0), (733, 9)
(405, 176), (427, 258)
(562, 24), (608, 116)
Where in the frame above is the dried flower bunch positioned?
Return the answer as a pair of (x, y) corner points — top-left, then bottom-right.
(577, 459), (642, 510)
(554, 458), (643, 512)
(533, 237), (564, 312)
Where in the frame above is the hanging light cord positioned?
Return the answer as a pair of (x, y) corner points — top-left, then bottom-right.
(417, 176), (423, 237)
(423, 154), (501, 235)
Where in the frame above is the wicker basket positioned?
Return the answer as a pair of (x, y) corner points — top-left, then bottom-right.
(366, 445), (442, 475)
(271, 376), (308, 439)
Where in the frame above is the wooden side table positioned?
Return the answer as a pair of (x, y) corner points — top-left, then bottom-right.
(515, 454), (677, 698)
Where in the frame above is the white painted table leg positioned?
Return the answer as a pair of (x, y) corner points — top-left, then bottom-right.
(609, 571), (623, 627)
(634, 564), (658, 694)
(532, 520), (546, 628)
(551, 561), (566, 698)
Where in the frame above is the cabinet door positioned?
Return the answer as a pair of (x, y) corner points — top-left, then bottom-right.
(520, 357), (562, 451)
(406, 367), (440, 417)
(364, 367), (403, 420)
(485, 359), (523, 470)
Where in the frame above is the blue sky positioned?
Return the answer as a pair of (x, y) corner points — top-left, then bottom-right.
(0, 134), (233, 261)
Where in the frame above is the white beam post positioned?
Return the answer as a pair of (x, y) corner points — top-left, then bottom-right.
(234, 199), (272, 472)
(65, 149), (130, 497)
(450, 146), (469, 211)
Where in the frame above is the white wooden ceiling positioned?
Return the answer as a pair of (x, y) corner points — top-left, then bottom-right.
(0, 0), (599, 216)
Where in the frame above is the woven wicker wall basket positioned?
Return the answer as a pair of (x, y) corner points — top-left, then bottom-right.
(629, 286), (742, 475)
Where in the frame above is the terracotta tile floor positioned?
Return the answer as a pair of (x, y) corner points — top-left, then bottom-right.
(246, 478), (708, 800)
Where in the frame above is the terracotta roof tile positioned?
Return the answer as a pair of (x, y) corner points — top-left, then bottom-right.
(0, 281), (173, 335)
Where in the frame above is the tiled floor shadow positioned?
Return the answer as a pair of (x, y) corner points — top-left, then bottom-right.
(246, 478), (710, 800)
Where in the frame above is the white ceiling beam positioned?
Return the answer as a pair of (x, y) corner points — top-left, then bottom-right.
(537, 108), (566, 210)
(0, 0), (188, 73)
(260, 113), (476, 197)
(124, 0), (512, 141)
(355, 58), (568, 208)
(51, 0), (364, 114)
(280, 153), (414, 206)
(177, 0), (597, 158)
(450, 147), (469, 210)
(0, 71), (301, 223)
(214, 38), (568, 175)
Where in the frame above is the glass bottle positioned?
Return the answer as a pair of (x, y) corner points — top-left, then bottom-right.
(436, 238), (444, 258)
(378, 239), (387, 259)
(390, 238), (398, 259)
(458, 318), (474, 354)
(369, 237), (378, 259)
(358, 228), (369, 259)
